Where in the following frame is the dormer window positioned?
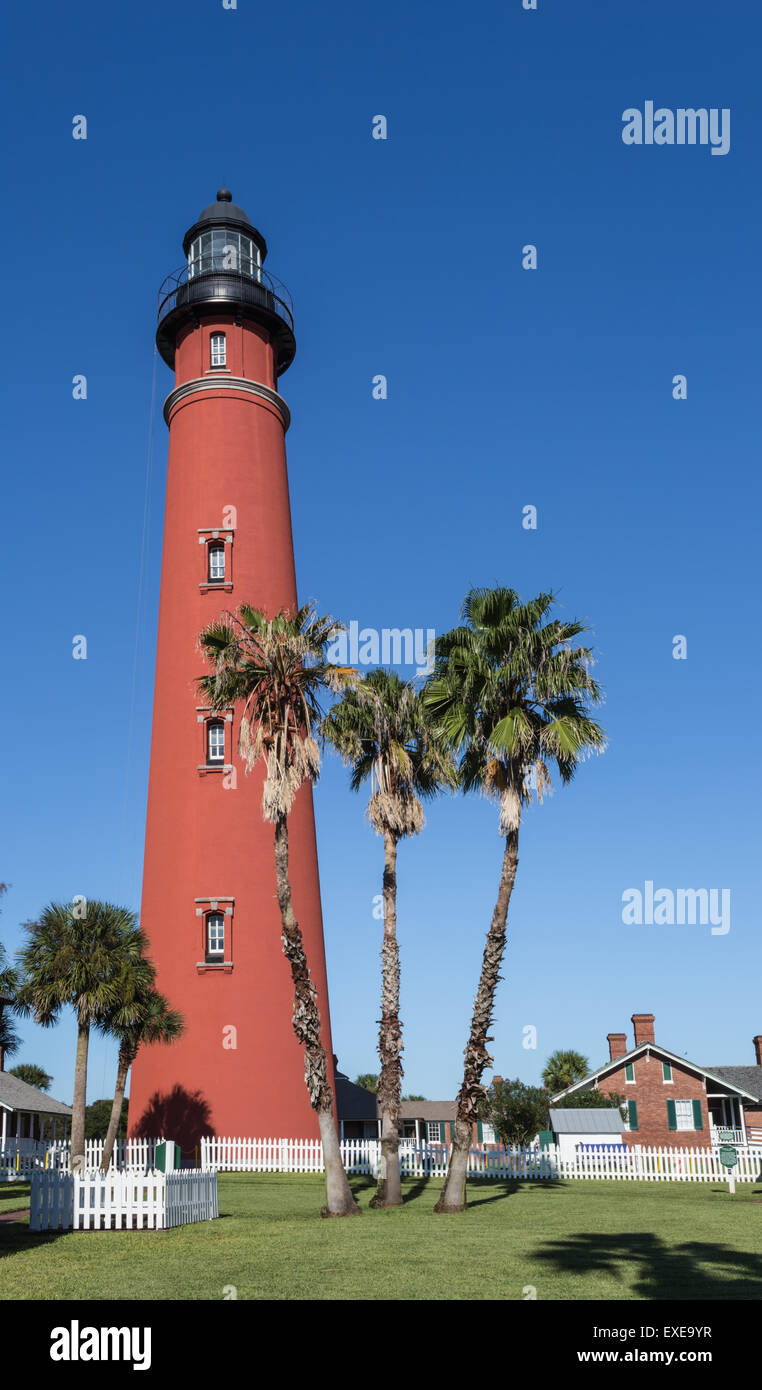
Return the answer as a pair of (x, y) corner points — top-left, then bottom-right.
(205, 912), (225, 961)
(207, 721), (225, 764)
(208, 542), (225, 583)
(210, 332), (226, 368)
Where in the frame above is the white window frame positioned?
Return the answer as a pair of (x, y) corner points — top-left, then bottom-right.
(674, 1099), (695, 1131)
(206, 912), (225, 959)
(207, 722), (225, 763)
(426, 1121), (441, 1143)
(208, 541), (226, 582)
(210, 332), (226, 368)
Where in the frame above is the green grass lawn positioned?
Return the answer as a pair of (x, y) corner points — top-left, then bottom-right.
(1, 1174), (761, 1300)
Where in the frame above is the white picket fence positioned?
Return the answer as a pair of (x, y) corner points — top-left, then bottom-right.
(199, 1135), (762, 1184)
(0, 1137), (160, 1180)
(29, 1168), (218, 1231)
(11, 1135), (762, 1190)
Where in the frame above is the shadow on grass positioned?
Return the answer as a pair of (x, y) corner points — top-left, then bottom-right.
(0, 1221), (69, 1259)
(466, 1179), (567, 1208)
(533, 1232), (762, 1300)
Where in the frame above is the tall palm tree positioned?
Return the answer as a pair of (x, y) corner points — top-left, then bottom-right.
(424, 587), (606, 1212)
(198, 603), (360, 1217)
(322, 668), (455, 1208)
(15, 902), (152, 1171)
(0, 942), (20, 1071)
(100, 987), (184, 1172)
(542, 1049), (589, 1093)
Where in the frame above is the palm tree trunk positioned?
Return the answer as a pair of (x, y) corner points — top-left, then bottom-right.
(274, 813), (360, 1217)
(370, 828), (403, 1209)
(70, 1020), (90, 1173)
(435, 828), (519, 1214)
(100, 1048), (131, 1173)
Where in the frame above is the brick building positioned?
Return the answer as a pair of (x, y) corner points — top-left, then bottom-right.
(550, 1013), (762, 1149)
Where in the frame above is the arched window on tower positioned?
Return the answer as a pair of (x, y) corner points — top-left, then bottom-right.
(206, 720), (225, 765)
(208, 541), (226, 583)
(205, 912), (225, 962)
(210, 332), (226, 368)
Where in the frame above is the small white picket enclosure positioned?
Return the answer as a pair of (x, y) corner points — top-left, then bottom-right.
(30, 1168), (218, 1231)
(200, 1135), (762, 1184)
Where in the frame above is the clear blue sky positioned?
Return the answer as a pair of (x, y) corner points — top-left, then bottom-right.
(1, 0), (760, 1109)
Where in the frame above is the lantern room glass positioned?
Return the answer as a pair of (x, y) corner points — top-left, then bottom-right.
(188, 229), (261, 281)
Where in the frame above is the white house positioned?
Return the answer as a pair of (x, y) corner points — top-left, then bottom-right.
(0, 1071), (72, 1145)
(547, 1107), (624, 1159)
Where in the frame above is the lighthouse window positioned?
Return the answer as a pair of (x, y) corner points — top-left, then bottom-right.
(206, 722), (225, 764)
(188, 231), (260, 281)
(210, 333), (226, 368)
(208, 542), (226, 582)
(205, 913), (225, 960)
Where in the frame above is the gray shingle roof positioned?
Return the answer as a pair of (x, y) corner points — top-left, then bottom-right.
(399, 1101), (458, 1122)
(702, 1067), (762, 1102)
(549, 1107), (623, 1134)
(0, 1072), (72, 1116)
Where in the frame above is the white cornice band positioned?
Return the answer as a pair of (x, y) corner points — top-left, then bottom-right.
(163, 376), (290, 430)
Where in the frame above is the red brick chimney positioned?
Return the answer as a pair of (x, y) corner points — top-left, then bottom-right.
(607, 1033), (628, 1060)
(753, 1036), (762, 1067)
(632, 1013), (655, 1046)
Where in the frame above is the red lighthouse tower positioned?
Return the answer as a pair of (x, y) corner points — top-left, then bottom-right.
(129, 191), (336, 1148)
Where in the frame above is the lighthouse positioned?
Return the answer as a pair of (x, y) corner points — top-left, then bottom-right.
(128, 191), (337, 1148)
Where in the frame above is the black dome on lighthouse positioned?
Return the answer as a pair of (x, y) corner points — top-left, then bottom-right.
(182, 188), (268, 262)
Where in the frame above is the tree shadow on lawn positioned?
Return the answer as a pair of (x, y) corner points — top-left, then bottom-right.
(346, 1177), (568, 1210)
(0, 1219), (69, 1260)
(466, 1180), (567, 1209)
(532, 1232), (762, 1300)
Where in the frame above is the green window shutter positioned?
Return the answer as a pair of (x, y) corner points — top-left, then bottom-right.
(625, 1063), (634, 1082)
(667, 1099), (677, 1130)
(627, 1100), (638, 1131)
(692, 1099), (703, 1130)
(476, 1121), (484, 1143)
(662, 1061), (672, 1081)
(439, 1122), (446, 1143)
(449, 1122), (456, 1141)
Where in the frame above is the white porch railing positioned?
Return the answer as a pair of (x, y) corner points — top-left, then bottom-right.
(709, 1126), (746, 1145)
(30, 1168), (218, 1231)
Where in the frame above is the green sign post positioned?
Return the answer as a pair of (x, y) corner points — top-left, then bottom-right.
(719, 1144), (738, 1193)
(155, 1140), (182, 1173)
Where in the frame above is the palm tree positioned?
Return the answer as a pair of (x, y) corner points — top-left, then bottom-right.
(355, 1073), (379, 1092)
(322, 668), (455, 1207)
(0, 941), (20, 1071)
(100, 987), (184, 1172)
(198, 603), (360, 1217)
(424, 587), (606, 1212)
(9, 1063), (53, 1091)
(15, 902), (152, 1171)
(542, 1049), (589, 1094)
